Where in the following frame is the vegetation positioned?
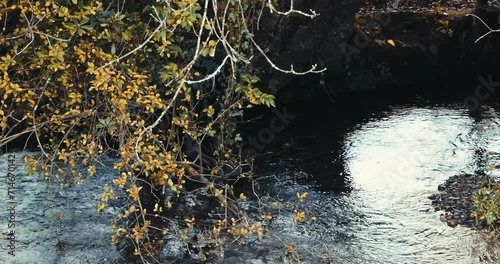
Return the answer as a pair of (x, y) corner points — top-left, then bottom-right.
(472, 183), (500, 232)
(0, 0), (324, 262)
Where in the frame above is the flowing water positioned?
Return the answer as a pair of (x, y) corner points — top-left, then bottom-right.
(0, 155), (124, 264)
(227, 92), (500, 263)
(2, 90), (500, 263)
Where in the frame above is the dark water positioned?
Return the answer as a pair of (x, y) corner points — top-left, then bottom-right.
(3, 89), (500, 263)
(231, 91), (500, 263)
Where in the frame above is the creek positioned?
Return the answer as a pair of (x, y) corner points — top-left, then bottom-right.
(225, 88), (500, 263)
(2, 88), (500, 263)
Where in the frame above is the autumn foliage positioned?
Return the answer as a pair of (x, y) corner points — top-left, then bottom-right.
(1, 0), (321, 261)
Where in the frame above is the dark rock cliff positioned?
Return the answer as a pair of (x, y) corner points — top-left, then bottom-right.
(255, 0), (500, 103)
(254, 0), (365, 103)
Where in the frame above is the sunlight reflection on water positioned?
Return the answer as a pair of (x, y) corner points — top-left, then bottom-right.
(252, 103), (500, 264)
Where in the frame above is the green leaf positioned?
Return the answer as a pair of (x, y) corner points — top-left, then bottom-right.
(202, 47), (209, 57)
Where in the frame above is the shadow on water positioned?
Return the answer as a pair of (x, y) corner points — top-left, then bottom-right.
(236, 83), (500, 263)
(4, 81), (500, 263)
(248, 84), (500, 192)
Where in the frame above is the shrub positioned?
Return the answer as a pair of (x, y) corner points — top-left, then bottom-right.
(1, 0), (324, 262)
(472, 184), (500, 232)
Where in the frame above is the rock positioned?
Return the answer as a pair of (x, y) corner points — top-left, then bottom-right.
(447, 219), (459, 228)
(256, 0), (366, 103)
(439, 214), (446, 222)
(428, 174), (489, 230)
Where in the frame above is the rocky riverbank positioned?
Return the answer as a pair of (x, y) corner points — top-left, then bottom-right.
(429, 174), (489, 229)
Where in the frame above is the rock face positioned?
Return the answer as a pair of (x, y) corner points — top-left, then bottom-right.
(347, 2), (500, 92)
(256, 0), (500, 103)
(255, 0), (365, 103)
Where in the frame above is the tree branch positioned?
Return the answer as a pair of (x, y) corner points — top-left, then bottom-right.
(467, 14), (500, 43)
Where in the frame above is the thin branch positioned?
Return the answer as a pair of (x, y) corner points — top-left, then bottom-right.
(133, 0), (213, 164)
(233, 3), (326, 75)
(33, 30), (71, 42)
(185, 55), (231, 84)
(267, 0), (320, 19)
(467, 14), (500, 43)
(96, 7), (166, 71)
(250, 37), (326, 75)
(134, 81), (183, 164)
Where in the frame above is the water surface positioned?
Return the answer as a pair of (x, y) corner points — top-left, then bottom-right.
(238, 95), (500, 263)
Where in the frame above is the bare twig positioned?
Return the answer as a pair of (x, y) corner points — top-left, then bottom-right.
(467, 14), (500, 43)
(250, 37), (327, 75)
(267, 0), (320, 19)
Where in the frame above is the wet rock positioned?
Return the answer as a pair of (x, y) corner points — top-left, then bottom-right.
(447, 219), (459, 228)
(439, 214), (446, 222)
(429, 174), (490, 230)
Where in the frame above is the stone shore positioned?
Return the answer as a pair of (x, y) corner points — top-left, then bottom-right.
(429, 174), (489, 229)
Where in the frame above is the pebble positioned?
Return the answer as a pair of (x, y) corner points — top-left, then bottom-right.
(439, 214), (446, 222)
(428, 174), (489, 229)
(447, 219), (459, 228)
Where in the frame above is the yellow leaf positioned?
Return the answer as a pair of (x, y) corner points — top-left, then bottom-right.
(202, 47), (209, 57)
(437, 20), (449, 27)
(239, 193), (246, 199)
(97, 203), (105, 213)
(261, 213), (272, 220)
(180, 229), (188, 241)
(297, 192), (308, 202)
(127, 185), (143, 200)
(293, 211), (306, 224)
(387, 39), (396, 47)
(185, 217), (195, 228)
(204, 105), (214, 117)
(87, 165), (96, 176)
(72, 0), (78, 4)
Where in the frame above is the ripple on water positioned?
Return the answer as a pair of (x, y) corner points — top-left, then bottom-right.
(249, 103), (500, 263)
(0, 152), (124, 264)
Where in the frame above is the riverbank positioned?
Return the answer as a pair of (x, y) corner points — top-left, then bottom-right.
(429, 174), (489, 229)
